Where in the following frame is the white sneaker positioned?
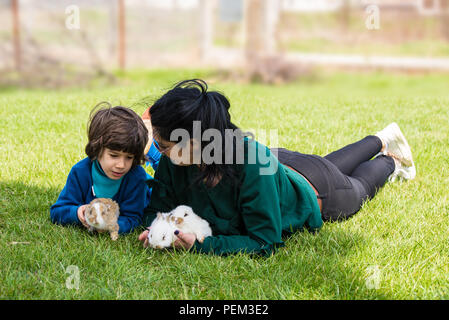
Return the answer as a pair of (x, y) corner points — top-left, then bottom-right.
(375, 122), (416, 181)
(387, 156), (416, 182)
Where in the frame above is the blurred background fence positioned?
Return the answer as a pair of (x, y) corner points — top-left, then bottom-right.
(2, 0), (449, 87)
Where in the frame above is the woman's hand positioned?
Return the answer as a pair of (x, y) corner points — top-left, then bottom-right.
(138, 228), (150, 248)
(138, 228), (196, 250)
(173, 230), (196, 250)
(77, 204), (90, 229)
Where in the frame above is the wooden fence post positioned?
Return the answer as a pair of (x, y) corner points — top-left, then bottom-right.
(245, 0), (278, 61)
(199, 0), (214, 60)
(11, 0), (21, 71)
(118, 0), (125, 69)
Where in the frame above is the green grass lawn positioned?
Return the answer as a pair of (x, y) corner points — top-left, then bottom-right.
(1, 69), (449, 299)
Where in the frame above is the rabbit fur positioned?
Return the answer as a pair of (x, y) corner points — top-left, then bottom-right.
(147, 205), (212, 249)
(84, 198), (120, 241)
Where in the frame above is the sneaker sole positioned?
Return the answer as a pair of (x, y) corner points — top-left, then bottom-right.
(389, 165), (416, 182)
(387, 123), (414, 167)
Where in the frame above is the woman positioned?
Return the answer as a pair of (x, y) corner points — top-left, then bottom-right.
(138, 79), (416, 256)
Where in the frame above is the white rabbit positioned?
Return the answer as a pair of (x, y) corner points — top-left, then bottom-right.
(84, 198), (120, 241)
(147, 212), (176, 249)
(147, 205), (212, 249)
(168, 205), (212, 243)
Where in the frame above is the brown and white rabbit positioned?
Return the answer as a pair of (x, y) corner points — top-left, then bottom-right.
(84, 198), (120, 241)
(147, 205), (212, 249)
(168, 205), (212, 243)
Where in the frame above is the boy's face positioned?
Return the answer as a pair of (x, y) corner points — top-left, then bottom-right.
(98, 148), (134, 180)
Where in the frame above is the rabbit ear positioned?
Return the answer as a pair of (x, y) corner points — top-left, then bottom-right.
(157, 212), (162, 219)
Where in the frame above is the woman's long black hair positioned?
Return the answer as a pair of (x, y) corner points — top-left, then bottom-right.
(149, 79), (246, 187)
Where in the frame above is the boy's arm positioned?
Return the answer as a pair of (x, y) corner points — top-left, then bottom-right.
(116, 172), (150, 234)
(50, 167), (87, 226)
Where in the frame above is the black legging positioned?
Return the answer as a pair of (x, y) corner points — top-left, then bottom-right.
(272, 135), (395, 221)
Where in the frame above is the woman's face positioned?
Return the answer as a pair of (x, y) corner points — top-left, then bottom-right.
(153, 132), (199, 166)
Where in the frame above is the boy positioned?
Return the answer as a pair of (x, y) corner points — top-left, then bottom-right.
(50, 103), (160, 234)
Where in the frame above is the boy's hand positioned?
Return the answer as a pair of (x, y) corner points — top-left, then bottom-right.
(77, 204), (90, 229)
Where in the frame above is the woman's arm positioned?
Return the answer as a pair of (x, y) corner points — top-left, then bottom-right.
(142, 156), (178, 226)
(191, 167), (284, 256)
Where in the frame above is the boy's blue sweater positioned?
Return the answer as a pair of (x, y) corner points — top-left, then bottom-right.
(50, 157), (151, 234)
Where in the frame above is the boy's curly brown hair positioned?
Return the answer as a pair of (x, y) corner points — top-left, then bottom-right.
(85, 102), (149, 167)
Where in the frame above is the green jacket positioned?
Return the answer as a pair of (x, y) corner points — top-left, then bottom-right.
(144, 139), (323, 256)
